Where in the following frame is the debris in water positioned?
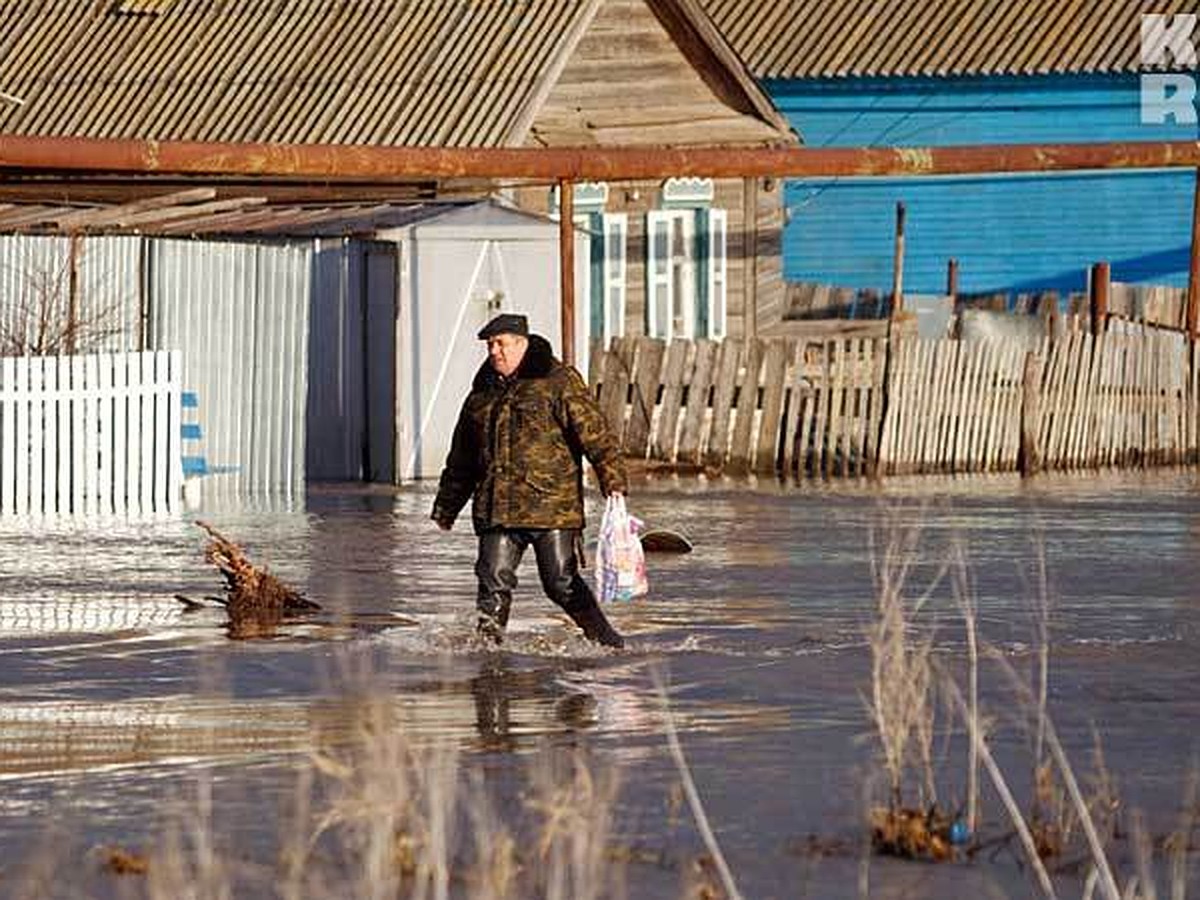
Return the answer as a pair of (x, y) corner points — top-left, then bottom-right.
(195, 520), (319, 637)
(100, 846), (149, 875)
(640, 529), (693, 553)
(869, 806), (958, 861)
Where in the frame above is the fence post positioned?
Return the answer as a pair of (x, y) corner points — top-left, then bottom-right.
(1089, 262), (1110, 337)
(1187, 168), (1200, 340)
(1020, 351), (1043, 477)
(891, 202), (906, 316)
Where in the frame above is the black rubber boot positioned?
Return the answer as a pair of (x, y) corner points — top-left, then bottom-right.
(562, 583), (625, 649)
(564, 585), (628, 648)
(476, 590), (512, 645)
(476, 531), (523, 645)
(531, 529), (625, 649)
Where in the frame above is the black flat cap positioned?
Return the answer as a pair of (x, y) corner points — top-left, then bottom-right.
(477, 313), (529, 340)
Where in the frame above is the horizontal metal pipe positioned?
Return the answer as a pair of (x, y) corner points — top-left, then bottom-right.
(1, 135), (1199, 180)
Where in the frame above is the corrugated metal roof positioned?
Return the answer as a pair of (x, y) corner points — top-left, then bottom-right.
(0, 197), (484, 237)
(700, 0), (1199, 79)
(0, 0), (590, 146)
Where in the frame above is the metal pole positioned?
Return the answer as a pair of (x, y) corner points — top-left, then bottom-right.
(1188, 168), (1200, 339)
(2, 136), (1200, 180)
(947, 258), (959, 300)
(891, 202), (906, 316)
(559, 177), (575, 367)
(1090, 261), (1110, 337)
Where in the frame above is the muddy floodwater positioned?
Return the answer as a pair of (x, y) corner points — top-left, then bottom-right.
(1, 472), (1200, 898)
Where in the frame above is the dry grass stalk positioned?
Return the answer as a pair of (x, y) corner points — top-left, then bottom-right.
(865, 515), (939, 820)
(528, 743), (623, 900)
(307, 696), (438, 900)
(1087, 728), (1122, 853)
(145, 772), (234, 900)
(1032, 760), (1073, 859)
(950, 537), (981, 835)
(1168, 764), (1198, 900)
(651, 665), (742, 900)
(464, 773), (519, 900)
(196, 520), (319, 637)
(1127, 810), (1159, 900)
(991, 651), (1122, 900)
(1022, 537), (1053, 829)
(939, 668), (1059, 899)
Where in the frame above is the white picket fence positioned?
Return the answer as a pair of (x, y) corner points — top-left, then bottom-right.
(0, 351), (182, 516)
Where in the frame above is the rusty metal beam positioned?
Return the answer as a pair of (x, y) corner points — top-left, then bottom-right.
(559, 178), (575, 367)
(2, 135), (1199, 180)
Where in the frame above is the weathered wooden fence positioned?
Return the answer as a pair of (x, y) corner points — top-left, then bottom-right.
(590, 328), (1200, 479)
(0, 351), (182, 515)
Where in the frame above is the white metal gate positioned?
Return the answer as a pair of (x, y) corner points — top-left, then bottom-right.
(0, 351), (181, 516)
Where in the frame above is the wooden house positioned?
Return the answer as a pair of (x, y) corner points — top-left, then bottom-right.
(701, 0), (1199, 308)
(0, 0), (798, 345)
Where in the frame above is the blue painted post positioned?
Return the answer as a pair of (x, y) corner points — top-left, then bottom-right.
(180, 391), (207, 478)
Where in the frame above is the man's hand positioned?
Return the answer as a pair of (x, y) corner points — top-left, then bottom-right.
(437, 521), (452, 532)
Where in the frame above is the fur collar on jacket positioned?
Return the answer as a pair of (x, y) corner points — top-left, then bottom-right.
(472, 333), (557, 391)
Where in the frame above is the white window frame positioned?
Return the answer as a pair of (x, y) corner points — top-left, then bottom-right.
(601, 212), (627, 345)
(579, 211), (627, 349)
(646, 206), (726, 340)
(646, 209), (675, 339)
(706, 208), (728, 340)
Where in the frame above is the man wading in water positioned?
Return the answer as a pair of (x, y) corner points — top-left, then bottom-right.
(431, 313), (627, 648)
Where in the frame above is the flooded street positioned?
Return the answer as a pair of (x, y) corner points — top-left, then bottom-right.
(1, 472), (1200, 898)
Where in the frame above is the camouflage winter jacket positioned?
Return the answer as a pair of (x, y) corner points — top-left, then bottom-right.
(431, 334), (627, 533)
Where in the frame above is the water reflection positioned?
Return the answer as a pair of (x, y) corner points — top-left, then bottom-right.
(470, 657), (598, 751)
(0, 474), (1199, 898)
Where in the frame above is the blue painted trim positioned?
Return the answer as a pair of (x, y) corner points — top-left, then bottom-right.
(182, 456), (208, 476)
(181, 392), (200, 408)
(180, 423), (203, 440)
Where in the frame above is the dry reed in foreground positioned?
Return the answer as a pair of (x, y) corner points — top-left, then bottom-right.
(75, 653), (633, 900)
(864, 513), (958, 862)
(863, 508), (1199, 899)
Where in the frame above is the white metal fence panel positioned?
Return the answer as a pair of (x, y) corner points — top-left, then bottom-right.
(149, 239), (310, 498)
(0, 351), (181, 516)
(0, 235), (143, 354)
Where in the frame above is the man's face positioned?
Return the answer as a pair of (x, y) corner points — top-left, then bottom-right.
(487, 333), (528, 378)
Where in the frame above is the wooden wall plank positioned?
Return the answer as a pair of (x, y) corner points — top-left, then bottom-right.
(864, 338), (886, 476)
(755, 340), (788, 474)
(705, 339), (742, 470)
(809, 342), (831, 475)
(780, 342), (803, 477)
(728, 338), (763, 473)
(652, 339), (689, 461)
(678, 339), (716, 466)
(625, 337), (664, 458)
(599, 337), (633, 446)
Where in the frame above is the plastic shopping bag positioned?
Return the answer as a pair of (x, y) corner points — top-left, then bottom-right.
(596, 495), (649, 602)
